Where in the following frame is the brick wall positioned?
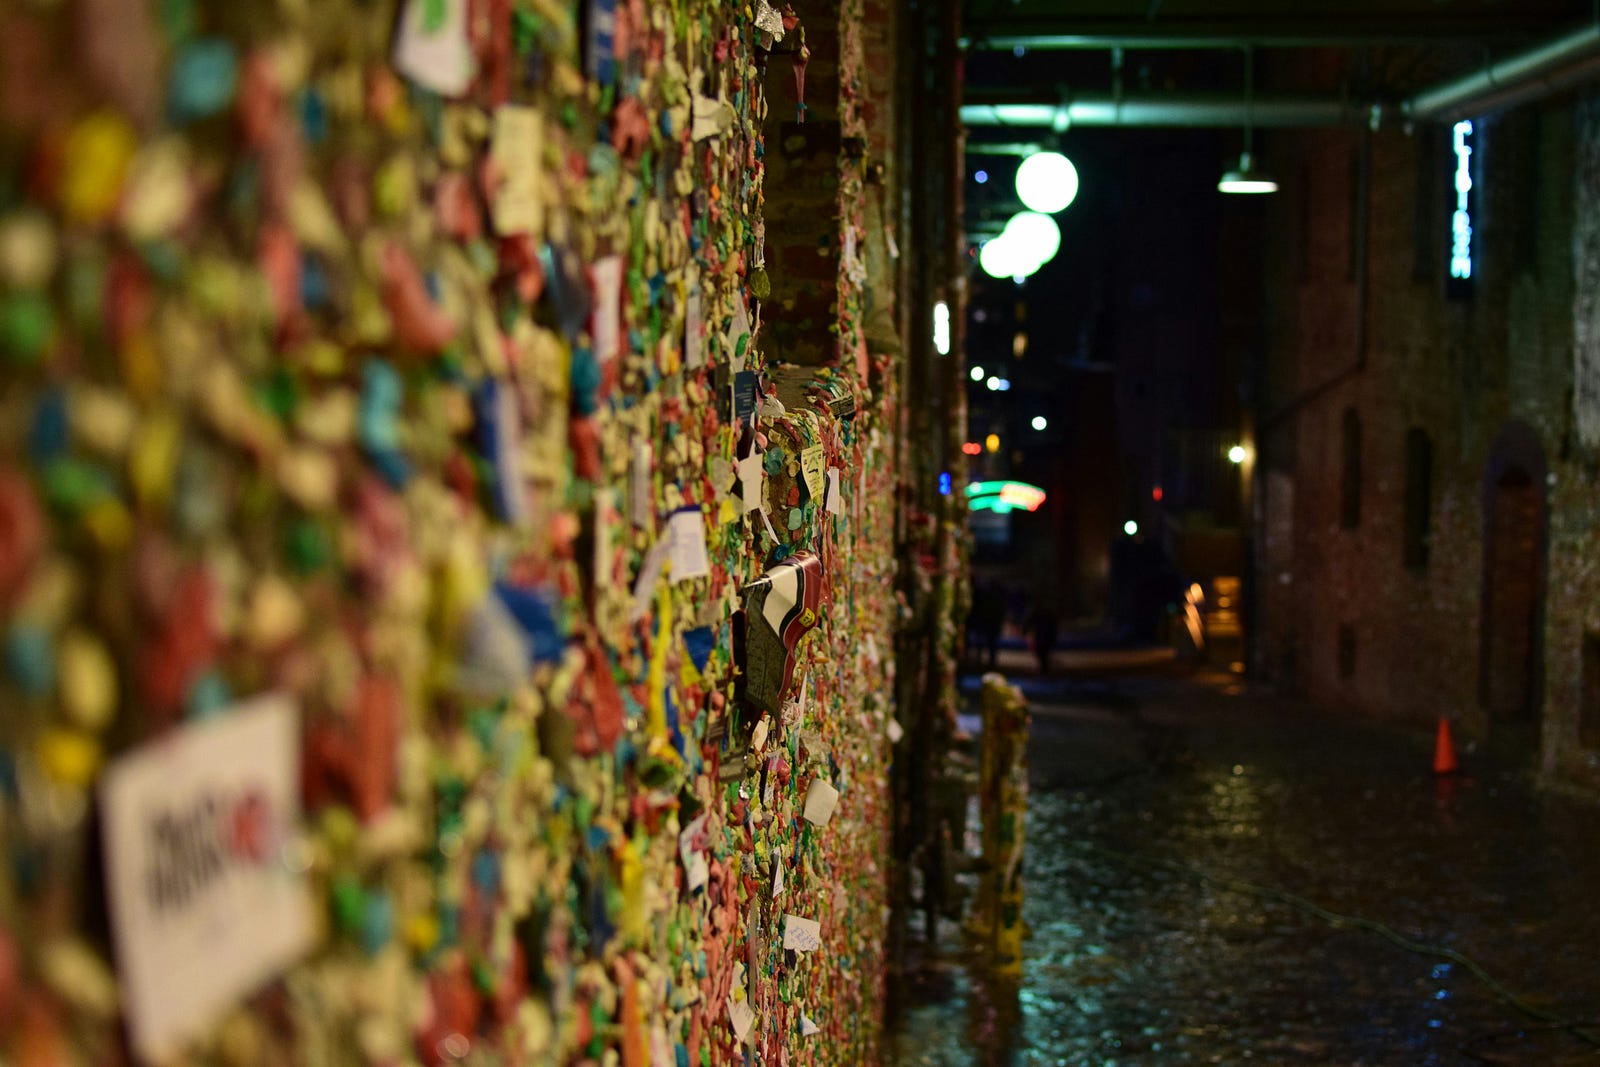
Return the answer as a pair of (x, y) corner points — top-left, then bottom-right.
(1253, 89), (1600, 788)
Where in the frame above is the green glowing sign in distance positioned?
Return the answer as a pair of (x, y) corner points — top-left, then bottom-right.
(965, 481), (1046, 513)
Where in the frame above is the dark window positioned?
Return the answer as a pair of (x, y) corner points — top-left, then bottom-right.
(1340, 407), (1362, 529)
(1337, 623), (1356, 680)
(1582, 634), (1600, 749)
(1403, 428), (1433, 569)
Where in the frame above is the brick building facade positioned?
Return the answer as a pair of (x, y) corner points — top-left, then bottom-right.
(1250, 80), (1600, 790)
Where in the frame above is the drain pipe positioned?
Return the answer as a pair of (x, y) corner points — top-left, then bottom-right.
(1405, 22), (1600, 122)
(1260, 118), (1372, 432)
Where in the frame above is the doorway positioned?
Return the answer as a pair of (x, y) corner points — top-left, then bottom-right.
(1479, 425), (1547, 726)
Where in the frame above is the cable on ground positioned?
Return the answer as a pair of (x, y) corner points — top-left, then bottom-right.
(1457, 1019), (1600, 1064)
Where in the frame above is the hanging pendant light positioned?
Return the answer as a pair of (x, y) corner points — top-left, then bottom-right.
(1220, 48), (1278, 195)
(1218, 151), (1278, 194)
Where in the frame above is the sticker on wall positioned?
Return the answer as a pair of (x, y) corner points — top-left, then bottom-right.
(392, 0), (476, 96)
(490, 105), (544, 238)
(586, 0), (618, 85)
(98, 694), (313, 1064)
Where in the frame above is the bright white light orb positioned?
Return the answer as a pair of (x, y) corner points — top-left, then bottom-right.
(1002, 211), (1061, 270)
(1124, 520), (1139, 536)
(1228, 444), (1247, 464)
(979, 236), (1023, 279)
(1015, 151), (1080, 214)
(1032, 416), (1048, 431)
(970, 365), (985, 382)
(985, 376), (1000, 391)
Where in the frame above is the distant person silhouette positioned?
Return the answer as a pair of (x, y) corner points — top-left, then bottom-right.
(1027, 602), (1057, 674)
(971, 581), (1006, 668)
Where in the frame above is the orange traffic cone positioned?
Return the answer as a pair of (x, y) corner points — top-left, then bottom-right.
(1433, 716), (1458, 775)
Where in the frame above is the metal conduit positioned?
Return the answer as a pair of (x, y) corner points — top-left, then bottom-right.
(1404, 23), (1600, 121)
(961, 23), (1600, 130)
(965, 142), (1049, 156)
(959, 95), (1367, 129)
(963, 16), (1564, 51)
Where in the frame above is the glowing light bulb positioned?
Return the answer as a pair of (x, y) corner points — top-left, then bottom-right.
(980, 236), (1027, 279)
(1002, 211), (1060, 269)
(1015, 152), (1080, 214)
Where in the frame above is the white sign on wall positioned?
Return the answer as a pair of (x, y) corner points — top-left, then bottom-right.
(99, 693), (313, 1063)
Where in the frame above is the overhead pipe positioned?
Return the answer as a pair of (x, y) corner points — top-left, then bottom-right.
(960, 94), (1368, 129)
(965, 142), (1047, 156)
(1404, 22), (1600, 122)
(963, 16), (1565, 51)
(962, 22), (1600, 132)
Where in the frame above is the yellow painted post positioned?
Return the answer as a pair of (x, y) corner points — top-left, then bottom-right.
(977, 673), (1029, 975)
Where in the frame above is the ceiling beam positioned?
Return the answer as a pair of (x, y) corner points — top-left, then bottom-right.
(964, 15), (1576, 51)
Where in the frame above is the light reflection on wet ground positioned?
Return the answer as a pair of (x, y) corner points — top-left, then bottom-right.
(888, 674), (1600, 1065)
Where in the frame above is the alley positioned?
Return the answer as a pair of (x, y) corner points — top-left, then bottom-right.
(15, 1), (1600, 1060)
(889, 668), (1600, 1066)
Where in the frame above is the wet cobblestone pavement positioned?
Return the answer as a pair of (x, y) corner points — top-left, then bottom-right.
(887, 670), (1600, 1065)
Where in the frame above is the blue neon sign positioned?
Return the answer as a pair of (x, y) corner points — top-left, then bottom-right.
(1450, 120), (1474, 284)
